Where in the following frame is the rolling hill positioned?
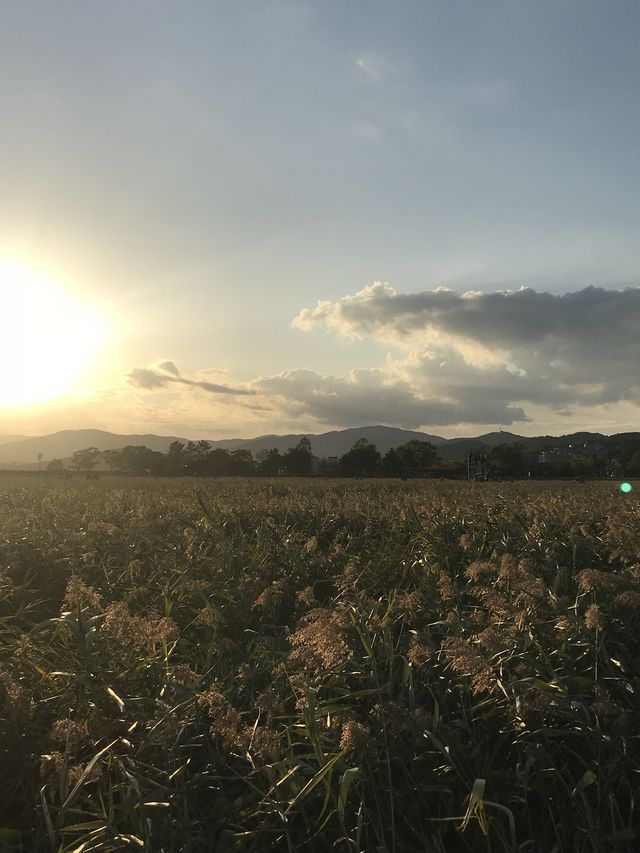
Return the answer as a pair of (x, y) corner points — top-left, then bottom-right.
(437, 431), (529, 461)
(0, 430), (190, 467)
(0, 426), (445, 467)
(0, 425), (635, 469)
(213, 426), (447, 458)
(0, 435), (27, 447)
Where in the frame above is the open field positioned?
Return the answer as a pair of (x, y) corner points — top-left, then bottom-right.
(1, 478), (639, 852)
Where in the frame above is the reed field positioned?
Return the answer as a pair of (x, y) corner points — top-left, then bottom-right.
(1, 477), (639, 852)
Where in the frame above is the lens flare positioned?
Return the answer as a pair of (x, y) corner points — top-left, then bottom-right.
(620, 482), (633, 493)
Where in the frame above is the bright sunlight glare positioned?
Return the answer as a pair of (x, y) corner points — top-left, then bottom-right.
(0, 261), (109, 407)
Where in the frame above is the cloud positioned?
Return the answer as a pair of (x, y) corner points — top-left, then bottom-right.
(157, 360), (180, 377)
(254, 367), (527, 428)
(355, 55), (391, 81)
(128, 363), (254, 396)
(130, 359), (528, 430)
(295, 282), (640, 348)
(128, 368), (169, 390)
(293, 282), (640, 412)
(126, 280), (640, 436)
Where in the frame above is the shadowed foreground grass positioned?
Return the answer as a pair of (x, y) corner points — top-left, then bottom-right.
(0, 477), (639, 852)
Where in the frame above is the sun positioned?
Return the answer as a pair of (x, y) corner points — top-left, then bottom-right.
(0, 261), (109, 407)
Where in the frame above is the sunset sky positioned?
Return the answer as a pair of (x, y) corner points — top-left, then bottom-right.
(2, 0), (640, 440)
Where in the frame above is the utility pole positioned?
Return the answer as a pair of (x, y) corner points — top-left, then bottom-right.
(37, 451), (43, 473)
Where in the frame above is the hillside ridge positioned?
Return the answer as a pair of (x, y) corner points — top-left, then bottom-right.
(0, 425), (636, 467)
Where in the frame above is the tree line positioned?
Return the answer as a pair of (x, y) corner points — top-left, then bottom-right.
(47, 437), (446, 478)
(46, 435), (640, 479)
(474, 441), (640, 478)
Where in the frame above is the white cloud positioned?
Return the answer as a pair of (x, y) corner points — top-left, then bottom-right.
(355, 54), (391, 80)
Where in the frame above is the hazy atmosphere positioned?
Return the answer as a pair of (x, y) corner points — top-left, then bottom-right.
(2, 0), (639, 439)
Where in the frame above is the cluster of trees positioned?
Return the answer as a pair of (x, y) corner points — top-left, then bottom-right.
(50, 437), (639, 480)
(47, 437), (445, 478)
(158, 438), (316, 477)
(474, 442), (596, 478)
(49, 438), (317, 477)
(483, 443), (532, 478)
(338, 438), (440, 477)
(620, 452), (640, 476)
(483, 441), (640, 478)
(605, 434), (640, 472)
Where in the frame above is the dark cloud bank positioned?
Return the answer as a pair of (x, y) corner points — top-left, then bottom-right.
(295, 282), (640, 351)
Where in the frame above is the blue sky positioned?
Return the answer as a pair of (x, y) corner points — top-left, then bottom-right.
(1, 1), (639, 438)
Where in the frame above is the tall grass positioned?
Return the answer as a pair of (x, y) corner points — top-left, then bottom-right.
(0, 478), (638, 851)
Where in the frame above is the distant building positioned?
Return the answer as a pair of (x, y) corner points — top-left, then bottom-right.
(538, 443), (608, 466)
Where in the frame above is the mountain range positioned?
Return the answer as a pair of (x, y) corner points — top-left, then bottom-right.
(0, 435), (28, 446)
(1, 425), (636, 469)
(0, 426), (443, 467)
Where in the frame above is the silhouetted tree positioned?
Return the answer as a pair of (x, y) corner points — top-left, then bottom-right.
(606, 434), (640, 469)
(283, 437), (313, 475)
(396, 440), (439, 476)
(70, 447), (101, 472)
(227, 448), (256, 475)
(381, 447), (404, 477)
(204, 448), (232, 476)
(488, 443), (526, 477)
(184, 442), (198, 475)
(628, 451), (640, 475)
(339, 439), (380, 477)
(166, 441), (187, 476)
(185, 440), (212, 476)
(103, 449), (125, 471)
(121, 445), (166, 475)
(258, 448), (283, 476)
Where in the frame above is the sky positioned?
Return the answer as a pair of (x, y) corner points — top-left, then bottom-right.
(1, 0), (640, 440)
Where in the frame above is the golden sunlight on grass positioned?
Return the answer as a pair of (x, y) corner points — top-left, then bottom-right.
(0, 261), (109, 407)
